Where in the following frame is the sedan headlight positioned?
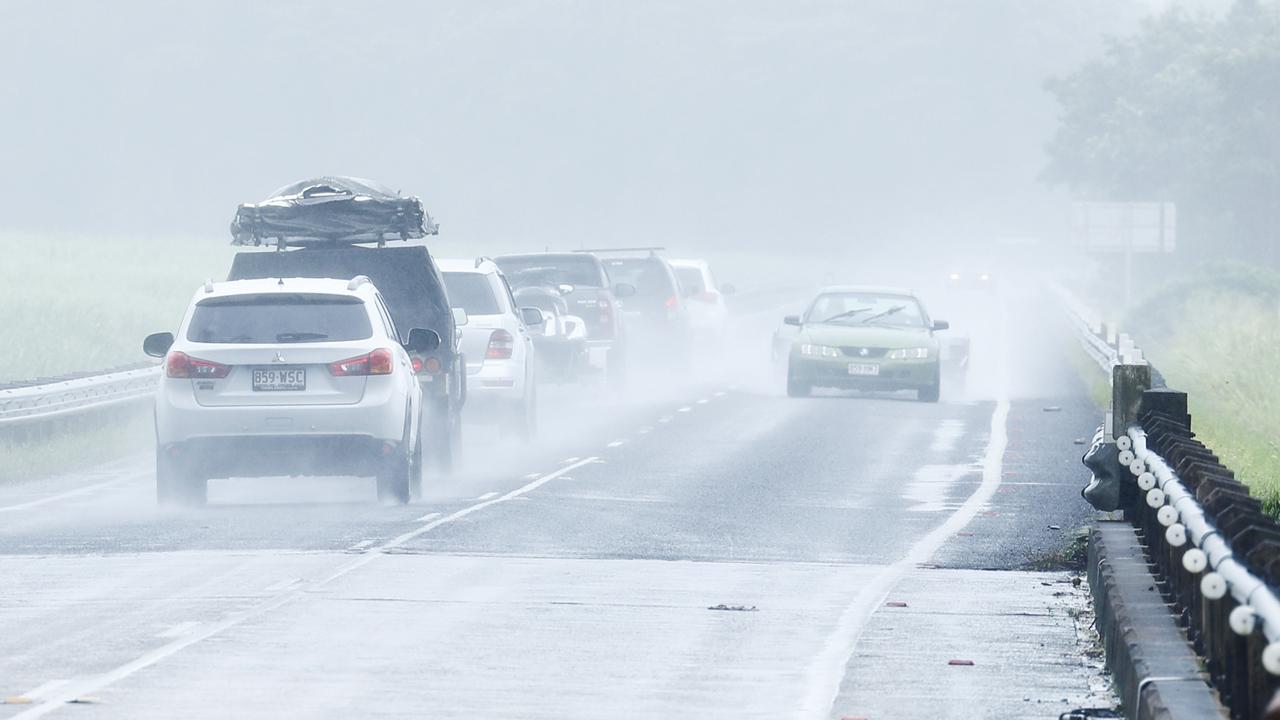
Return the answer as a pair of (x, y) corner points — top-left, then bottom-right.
(886, 347), (931, 360)
(799, 343), (840, 359)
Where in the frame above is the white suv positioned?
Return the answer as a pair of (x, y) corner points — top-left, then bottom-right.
(143, 276), (440, 507)
(438, 258), (542, 440)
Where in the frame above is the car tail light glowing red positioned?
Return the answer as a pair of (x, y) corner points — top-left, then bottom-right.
(329, 348), (394, 376)
(665, 296), (679, 309)
(166, 352), (230, 379)
(411, 357), (423, 373)
(486, 329), (514, 359)
(421, 356), (443, 374)
(599, 298), (613, 325)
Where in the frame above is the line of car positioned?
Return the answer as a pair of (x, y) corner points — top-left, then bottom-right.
(141, 179), (737, 507)
(140, 177), (974, 508)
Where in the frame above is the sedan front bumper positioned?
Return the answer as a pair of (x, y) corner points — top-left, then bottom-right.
(788, 354), (939, 391)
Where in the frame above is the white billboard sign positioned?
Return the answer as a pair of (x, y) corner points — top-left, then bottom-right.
(1072, 202), (1176, 253)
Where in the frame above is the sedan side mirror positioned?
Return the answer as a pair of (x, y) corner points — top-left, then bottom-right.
(614, 283), (637, 299)
(783, 315), (802, 327)
(520, 307), (545, 326)
(451, 307), (469, 327)
(405, 328), (442, 354)
(721, 284), (736, 296)
(932, 320), (950, 331)
(143, 332), (174, 358)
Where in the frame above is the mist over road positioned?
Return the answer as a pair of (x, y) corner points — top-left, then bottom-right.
(0, 287), (1107, 718)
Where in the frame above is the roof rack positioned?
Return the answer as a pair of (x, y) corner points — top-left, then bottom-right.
(575, 247), (665, 256)
(347, 275), (372, 291)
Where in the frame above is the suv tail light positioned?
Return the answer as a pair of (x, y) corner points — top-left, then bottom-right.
(166, 352), (230, 379)
(598, 298), (613, 326)
(486, 329), (514, 359)
(329, 348), (394, 376)
(665, 295), (679, 309)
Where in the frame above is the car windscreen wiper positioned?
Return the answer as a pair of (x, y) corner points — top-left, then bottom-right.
(821, 307), (872, 324)
(858, 305), (906, 324)
(276, 332), (329, 343)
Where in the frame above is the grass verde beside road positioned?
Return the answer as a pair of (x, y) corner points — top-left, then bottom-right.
(0, 233), (233, 381)
(1129, 264), (1280, 514)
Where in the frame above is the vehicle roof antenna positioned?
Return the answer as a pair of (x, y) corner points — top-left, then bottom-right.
(277, 278), (285, 287)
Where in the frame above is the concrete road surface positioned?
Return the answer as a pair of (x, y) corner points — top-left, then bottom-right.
(0, 287), (1114, 719)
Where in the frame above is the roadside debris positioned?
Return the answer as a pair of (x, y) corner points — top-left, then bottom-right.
(707, 604), (758, 612)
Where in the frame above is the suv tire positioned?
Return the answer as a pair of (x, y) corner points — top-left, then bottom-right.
(377, 447), (412, 504)
(426, 396), (461, 474)
(501, 384), (537, 442)
(917, 367), (941, 403)
(156, 451), (207, 508)
(786, 365), (810, 398)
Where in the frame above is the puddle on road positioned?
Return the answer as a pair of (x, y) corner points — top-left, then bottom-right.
(902, 463), (978, 513)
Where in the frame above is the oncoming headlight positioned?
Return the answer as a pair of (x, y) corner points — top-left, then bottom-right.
(886, 347), (930, 360)
(799, 343), (840, 359)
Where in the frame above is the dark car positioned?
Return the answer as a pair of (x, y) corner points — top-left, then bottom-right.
(493, 252), (633, 384)
(594, 251), (693, 362)
(228, 245), (465, 471)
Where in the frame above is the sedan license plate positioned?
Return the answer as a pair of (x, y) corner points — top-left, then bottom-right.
(252, 367), (306, 391)
(847, 363), (880, 376)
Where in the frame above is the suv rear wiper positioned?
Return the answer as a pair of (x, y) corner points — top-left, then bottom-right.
(276, 332), (329, 343)
(859, 305), (906, 324)
(821, 307), (872, 323)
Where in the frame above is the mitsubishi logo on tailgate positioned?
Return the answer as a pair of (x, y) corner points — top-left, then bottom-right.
(272, 351), (287, 363)
(859, 348), (870, 357)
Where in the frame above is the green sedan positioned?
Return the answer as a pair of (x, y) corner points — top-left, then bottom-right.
(781, 286), (949, 401)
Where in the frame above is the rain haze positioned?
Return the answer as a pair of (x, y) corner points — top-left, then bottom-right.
(0, 1), (1276, 718)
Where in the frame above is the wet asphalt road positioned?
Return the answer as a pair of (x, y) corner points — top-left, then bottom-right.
(0, 287), (1107, 719)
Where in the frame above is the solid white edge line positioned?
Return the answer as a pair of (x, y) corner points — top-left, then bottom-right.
(9, 456), (602, 719)
(475, 492), (499, 501)
(0, 477), (131, 514)
(797, 398), (1011, 720)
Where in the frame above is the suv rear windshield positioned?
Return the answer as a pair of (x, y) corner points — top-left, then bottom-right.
(674, 267), (705, 294)
(495, 255), (605, 289)
(443, 272), (501, 315)
(602, 258), (675, 297)
(186, 294), (373, 344)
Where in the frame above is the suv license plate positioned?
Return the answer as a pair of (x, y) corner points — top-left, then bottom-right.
(847, 363), (879, 376)
(253, 368), (306, 391)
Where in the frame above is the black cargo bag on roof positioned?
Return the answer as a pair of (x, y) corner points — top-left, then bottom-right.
(230, 176), (439, 247)
(227, 246), (452, 342)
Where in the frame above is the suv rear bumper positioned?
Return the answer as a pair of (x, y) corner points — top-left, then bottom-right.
(155, 378), (408, 447)
(162, 435), (394, 479)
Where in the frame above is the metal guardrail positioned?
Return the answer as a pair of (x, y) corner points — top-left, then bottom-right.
(1051, 282), (1139, 376)
(1125, 406), (1280, 718)
(0, 365), (159, 428)
(1061, 281), (1280, 717)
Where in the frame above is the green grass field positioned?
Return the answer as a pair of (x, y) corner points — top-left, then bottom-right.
(1129, 265), (1280, 514)
(0, 233), (235, 380)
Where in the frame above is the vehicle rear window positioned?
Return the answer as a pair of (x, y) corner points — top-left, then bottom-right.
(494, 256), (605, 288)
(603, 258), (675, 297)
(675, 267), (705, 294)
(186, 294), (373, 344)
(443, 272), (501, 315)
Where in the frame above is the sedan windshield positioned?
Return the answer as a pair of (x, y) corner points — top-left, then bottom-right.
(806, 293), (926, 328)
